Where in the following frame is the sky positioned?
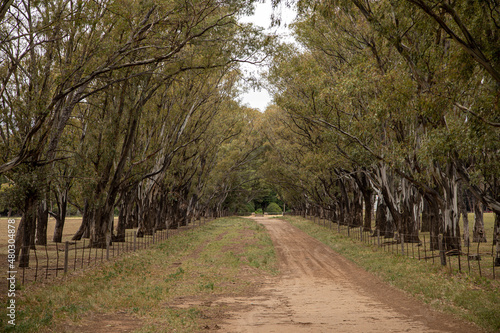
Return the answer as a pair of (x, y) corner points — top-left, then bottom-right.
(238, 1), (297, 112)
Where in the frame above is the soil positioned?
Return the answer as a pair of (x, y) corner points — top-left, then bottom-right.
(216, 216), (483, 333)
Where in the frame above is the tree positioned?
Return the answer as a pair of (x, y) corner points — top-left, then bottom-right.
(263, 0), (499, 250)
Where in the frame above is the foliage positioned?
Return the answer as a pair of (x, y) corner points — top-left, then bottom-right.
(262, 0), (500, 248)
(0, 0), (276, 249)
(266, 202), (282, 214)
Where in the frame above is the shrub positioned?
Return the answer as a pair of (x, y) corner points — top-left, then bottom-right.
(266, 202), (282, 214)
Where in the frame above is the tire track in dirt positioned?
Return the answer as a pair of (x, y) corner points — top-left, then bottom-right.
(218, 217), (482, 333)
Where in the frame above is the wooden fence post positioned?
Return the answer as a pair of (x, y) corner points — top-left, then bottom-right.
(133, 231), (137, 251)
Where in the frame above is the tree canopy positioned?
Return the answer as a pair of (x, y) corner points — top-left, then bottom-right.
(1, 0), (499, 265)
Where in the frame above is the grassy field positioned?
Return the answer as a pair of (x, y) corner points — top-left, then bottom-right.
(282, 215), (500, 332)
(0, 216), (115, 255)
(1, 217), (278, 332)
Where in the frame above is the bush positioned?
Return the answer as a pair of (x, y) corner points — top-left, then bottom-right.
(255, 208), (263, 214)
(246, 202), (255, 213)
(266, 202), (282, 214)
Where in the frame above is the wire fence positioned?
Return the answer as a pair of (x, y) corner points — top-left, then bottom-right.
(6, 217), (212, 289)
(298, 213), (500, 280)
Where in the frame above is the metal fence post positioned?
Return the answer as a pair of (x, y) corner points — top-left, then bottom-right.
(438, 234), (446, 266)
(64, 241), (69, 274)
(400, 234), (405, 256)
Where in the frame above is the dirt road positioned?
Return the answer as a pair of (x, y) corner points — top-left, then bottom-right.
(219, 216), (481, 333)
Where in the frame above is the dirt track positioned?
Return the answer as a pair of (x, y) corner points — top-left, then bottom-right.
(219, 216), (482, 333)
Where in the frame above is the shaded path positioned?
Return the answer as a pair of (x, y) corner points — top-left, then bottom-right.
(219, 217), (482, 333)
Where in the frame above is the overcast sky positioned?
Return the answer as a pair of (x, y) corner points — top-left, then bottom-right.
(238, 1), (297, 112)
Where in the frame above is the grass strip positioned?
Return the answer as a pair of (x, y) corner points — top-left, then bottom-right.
(282, 215), (500, 333)
(1, 217), (277, 332)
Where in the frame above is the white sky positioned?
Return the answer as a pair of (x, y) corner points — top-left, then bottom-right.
(238, 1), (297, 112)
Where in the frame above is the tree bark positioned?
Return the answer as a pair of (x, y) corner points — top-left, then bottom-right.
(35, 198), (48, 245)
(52, 188), (68, 243)
(473, 199), (487, 242)
(459, 187), (470, 247)
(16, 195), (37, 267)
(72, 200), (90, 241)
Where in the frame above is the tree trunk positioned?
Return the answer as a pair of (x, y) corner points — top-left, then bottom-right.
(52, 189), (67, 243)
(459, 187), (470, 247)
(494, 212), (500, 262)
(90, 203), (114, 248)
(35, 198), (48, 245)
(426, 196), (441, 251)
(115, 198), (128, 242)
(473, 199), (487, 242)
(375, 195), (387, 236)
(72, 200), (90, 241)
(16, 195), (37, 267)
(352, 188), (363, 227)
(441, 164), (461, 250)
(421, 199), (431, 232)
(363, 191), (372, 232)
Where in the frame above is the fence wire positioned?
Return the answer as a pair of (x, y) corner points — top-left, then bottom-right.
(6, 217), (212, 288)
(299, 213), (500, 280)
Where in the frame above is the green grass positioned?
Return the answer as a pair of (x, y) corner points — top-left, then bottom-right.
(282, 215), (500, 333)
(0, 217), (278, 332)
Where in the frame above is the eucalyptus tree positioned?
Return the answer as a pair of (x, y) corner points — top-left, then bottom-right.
(326, 0), (500, 245)
(68, 2), (270, 248)
(264, 0), (499, 251)
(1, 0), (271, 258)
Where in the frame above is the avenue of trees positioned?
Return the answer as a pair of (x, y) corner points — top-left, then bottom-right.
(262, 0), (500, 253)
(0, 0), (273, 266)
(2, 0), (500, 268)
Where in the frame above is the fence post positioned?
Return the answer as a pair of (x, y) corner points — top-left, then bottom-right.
(133, 231), (137, 251)
(64, 241), (69, 274)
(438, 234), (446, 266)
(106, 241), (110, 260)
(359, 226), (363, 242)
(377, 229), (380, 247)
(400, 234), (405, 256)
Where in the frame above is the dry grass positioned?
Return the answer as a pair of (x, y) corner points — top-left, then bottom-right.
(0, 217), (278, 332)
(0, 217), (120, 254)
(0, 216), (182, 296)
